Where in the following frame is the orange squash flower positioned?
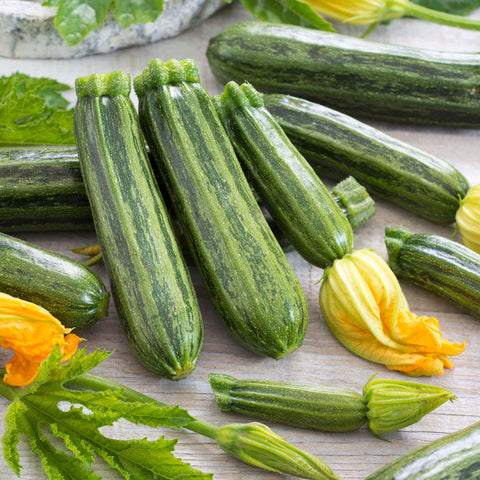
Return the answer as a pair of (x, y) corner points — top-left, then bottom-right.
(319, 249), (465, 376)
(456, 185), (480, 254)
(0, 293), (82, 387)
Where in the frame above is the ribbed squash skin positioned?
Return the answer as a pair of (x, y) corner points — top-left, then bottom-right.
(262, 93), (469, 224)
(74, 71), (203, 380)
(206, 22), (480, 127)
(134, 59), (308, 359)
(365, 420), (480, 479)
(209, 373), (367, 432)
(212, 82), (354, 269)
(385, 226), (480, 320)
(0, 232), (108, 330)
(0, 146), (92, 232)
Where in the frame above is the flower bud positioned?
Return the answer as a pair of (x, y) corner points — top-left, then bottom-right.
(215, 422), (340, 480)
(363, 376), (455, 435)
(319, 249), (465, 376)
(456, 184), (480, 254)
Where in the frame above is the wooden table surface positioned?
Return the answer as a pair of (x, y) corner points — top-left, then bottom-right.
(0, 3), (479, 479)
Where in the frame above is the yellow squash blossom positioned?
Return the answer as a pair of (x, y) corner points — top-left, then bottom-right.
(0, 292), (81, 387)
(304, 0), (480, 31)
(319, 249), (465, 376)
(456, 184), (480, 254)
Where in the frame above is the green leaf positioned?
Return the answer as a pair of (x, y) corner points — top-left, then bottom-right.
(42, 0), (165, 46)
(114, 0), (164, 27)
(0, 349), (211, 480)
(412, 0), (480, 15)
(237, 0), (335, 30)
(0, 73), (75, 146)
(43, 0), (112, 46)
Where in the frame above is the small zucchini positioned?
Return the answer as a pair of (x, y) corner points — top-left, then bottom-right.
(134, 59), (308, 359)
(207, 21), (480, 127)
(74, 70), (203, 380)
(365, 420), (480, 479)
(0, 232), (108, 330)
(212, 81), (374, 268)
(385, 225), (480, 320)
(209, 373), (454, 436)
(262, 93), (469, 224)
(0, 145), (92, 232)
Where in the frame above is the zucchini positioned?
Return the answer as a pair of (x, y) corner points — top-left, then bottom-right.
(209, 373), (368, 433)
(212, 81), (370, 268)
(365, 420), (480, 479)
(262, 93), (469, 224)
(0, 145), (92, 232)
(206, 21), (480, 127)
(0, 232), (108, 330)
(208, 373), (454, 436)
(133, 59), (308, 359)
(385, 225), (480, 320)
(74, 71), (203, 380)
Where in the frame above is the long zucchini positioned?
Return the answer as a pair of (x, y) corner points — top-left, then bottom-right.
(262, 93), (469, 224)
(73, 70), (203, 380)
(134, 59), (308, 359)
(212, 81), (368, 268)
(0, 146), (92, 231)
(385, 225), (480, 319)
(0, 232), (108, 330)
(365, 420), (480, 479)
(206, 21), (480, 127)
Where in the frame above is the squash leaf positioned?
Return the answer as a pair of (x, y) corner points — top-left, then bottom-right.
(42, 0), (164, 47)
(234, 0), (335, 30)
(0, 73), (75, 146)
(0, 348), (212, 480)
(412, 0), (480, 15)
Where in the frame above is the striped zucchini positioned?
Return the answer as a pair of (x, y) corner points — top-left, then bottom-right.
(365, 420), (480, 479)
(74, 71), (203, 380)
(212, 81), (366, 268)
(0, 232), (108, 330)
(209, 373), (367, 432)
(0, 146), (92, 232)
(209, 373), (454, 435)
(385, 225), (480, 319)
(134, 59), (308, 359)
(206, 21), (480, 127)
(262, 93), (469, 224)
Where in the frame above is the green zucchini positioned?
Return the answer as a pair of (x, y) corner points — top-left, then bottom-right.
(0, 232), (108, 330)
(365, 420), (480, 479)
(262, 93), (469, 224)
(385, 225), (480, 320)
(0, 145), (93, 232)
(208, 373), (454, 436)
(212, 81), (370, 268)
(207, 21), (480, 127)
(74, 71), (203, 380)
(133, 59), (308, 359)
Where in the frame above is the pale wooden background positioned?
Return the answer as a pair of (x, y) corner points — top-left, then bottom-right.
(0, 3), (479, 479)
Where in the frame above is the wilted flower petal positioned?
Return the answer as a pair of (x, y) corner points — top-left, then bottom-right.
(456, 184), (480, 254)
(0, 293), (82, 387)
(319, 249), (465, 376)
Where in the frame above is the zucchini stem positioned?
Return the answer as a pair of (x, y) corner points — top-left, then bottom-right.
(405, 2), (480, 31)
